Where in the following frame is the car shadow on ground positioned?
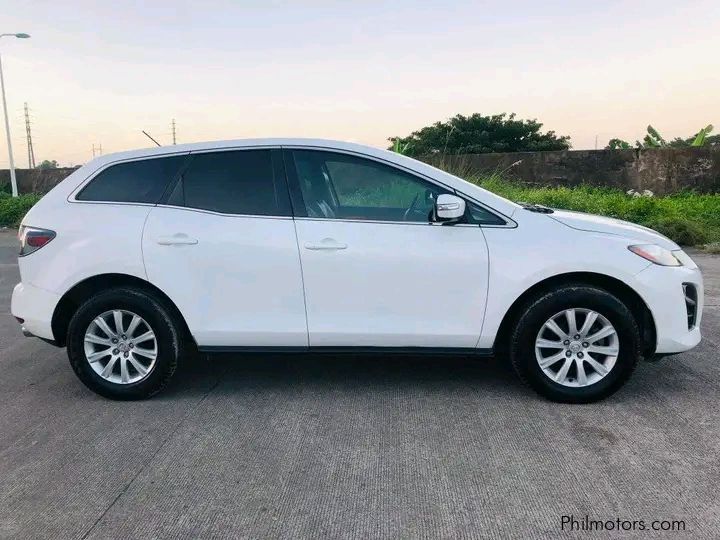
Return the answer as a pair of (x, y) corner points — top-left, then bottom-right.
(159, 351), (525, 398)
(150, 346), (707, 406)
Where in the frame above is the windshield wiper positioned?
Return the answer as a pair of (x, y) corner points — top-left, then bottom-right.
(517, 202), (554, 214)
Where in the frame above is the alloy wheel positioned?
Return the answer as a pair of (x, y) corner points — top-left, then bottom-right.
(83, 309), (158, 384)
(534, 308), (619, 388)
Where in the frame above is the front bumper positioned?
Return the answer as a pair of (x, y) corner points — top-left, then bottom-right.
(634, 262), (703, 354)
(11, 282), (60, 341)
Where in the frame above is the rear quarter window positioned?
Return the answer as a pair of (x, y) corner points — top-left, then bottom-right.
(76, 155), (186, 204)
(167, 149), (282, 216)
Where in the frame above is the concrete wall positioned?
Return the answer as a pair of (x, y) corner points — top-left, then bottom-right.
(0, 168), (78, 195)
(421, 147), (720, 195)
(2, 147), (719, 195)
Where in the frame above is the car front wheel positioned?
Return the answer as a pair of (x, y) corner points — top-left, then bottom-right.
(67, 287), (182, 400)
(510, 285), (641, 403)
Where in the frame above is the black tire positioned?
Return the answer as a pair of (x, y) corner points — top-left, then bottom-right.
(67, 287), (182, 400)
(510, 285), (640, 403)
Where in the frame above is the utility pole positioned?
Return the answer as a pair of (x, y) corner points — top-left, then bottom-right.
(24, 102), (35, 168)
(171, 118), (176, 145)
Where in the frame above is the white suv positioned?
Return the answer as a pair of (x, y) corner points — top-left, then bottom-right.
(11, 139), (703, 402)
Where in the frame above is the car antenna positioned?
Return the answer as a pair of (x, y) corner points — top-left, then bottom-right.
(141, 130), (162, 147)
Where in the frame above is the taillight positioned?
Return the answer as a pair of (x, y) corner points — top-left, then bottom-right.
(19, 226), (56, 256)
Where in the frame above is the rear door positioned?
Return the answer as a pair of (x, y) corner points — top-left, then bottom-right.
(142, 148), (308, 348)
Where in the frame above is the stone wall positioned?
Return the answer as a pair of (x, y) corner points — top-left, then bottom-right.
(2, 147), (719, 196)
(421, 147), (720, 195)
(0, 168), (78, 195)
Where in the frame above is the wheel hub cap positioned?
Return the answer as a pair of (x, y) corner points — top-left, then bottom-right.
(535, 308), (619, 388)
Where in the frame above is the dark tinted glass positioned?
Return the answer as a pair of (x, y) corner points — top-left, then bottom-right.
(175, 150), (279, 215)
(467, 201), (506, 225)
(77, 155), (185, 203)
(292, 150), (449, 222)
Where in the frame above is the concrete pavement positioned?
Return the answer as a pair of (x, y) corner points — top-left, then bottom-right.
(1, 229), (719, 539)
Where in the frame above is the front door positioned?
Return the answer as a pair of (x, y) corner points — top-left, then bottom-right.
(142, 148), (307, 347)
(285, 148), (490, 348)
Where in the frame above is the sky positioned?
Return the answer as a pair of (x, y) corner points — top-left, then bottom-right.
(0, 0), (718, 167)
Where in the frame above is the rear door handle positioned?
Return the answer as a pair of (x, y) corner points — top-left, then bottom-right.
(304, 238), (347, 251)
(156, 234), (198, 246)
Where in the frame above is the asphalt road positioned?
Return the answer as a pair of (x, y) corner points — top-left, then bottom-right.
(1, 229), (719, 539)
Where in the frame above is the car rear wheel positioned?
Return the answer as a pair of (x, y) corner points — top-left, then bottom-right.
(510, 285), (641, 403)
(67, 287), (182, 400)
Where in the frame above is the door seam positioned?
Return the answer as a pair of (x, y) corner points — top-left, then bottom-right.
(474, 226), (492, 349)
(291, 219), (311, 347)
(139, 207), (154, 281)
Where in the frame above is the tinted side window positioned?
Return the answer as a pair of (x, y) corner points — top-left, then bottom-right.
(77, 155), (185, 203)
(291, 150), (449, 222)
(169, 150), (281, 216)
(467, 201), (506, 225)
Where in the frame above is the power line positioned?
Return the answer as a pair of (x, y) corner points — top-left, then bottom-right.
(171, 118), (176, 145)
(24, 102), (35, 168)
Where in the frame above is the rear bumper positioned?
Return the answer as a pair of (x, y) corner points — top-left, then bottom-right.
(11, 282), (60, 341)
(634, 263), (703, 354)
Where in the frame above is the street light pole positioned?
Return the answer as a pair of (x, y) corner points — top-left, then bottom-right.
(0, 52), (18, 196)
(0, 33), (30, 197)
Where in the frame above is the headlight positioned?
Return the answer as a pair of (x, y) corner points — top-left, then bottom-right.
(628, 244), (682, 266)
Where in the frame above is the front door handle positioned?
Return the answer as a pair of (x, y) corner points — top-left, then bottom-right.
(304, 238), (347, 251)
(156, 234), (198, 246)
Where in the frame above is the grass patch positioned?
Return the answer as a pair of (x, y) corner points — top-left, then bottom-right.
(0, 192), (42, 228)
(468, 176), (720, 246)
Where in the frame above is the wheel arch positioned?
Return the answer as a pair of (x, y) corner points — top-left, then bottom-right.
(51, 273), (194, 348)
(493, 272), (656, 358)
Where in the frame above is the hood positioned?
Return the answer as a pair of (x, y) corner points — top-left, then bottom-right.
(548, 210), (679, 250)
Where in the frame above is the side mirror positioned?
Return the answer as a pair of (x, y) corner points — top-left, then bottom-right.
(435, 194), (466, 222)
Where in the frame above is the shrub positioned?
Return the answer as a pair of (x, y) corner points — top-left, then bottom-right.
(464, 176), (720, 246)
(641, 217), (708, 246)
(0, 194), (42, 228)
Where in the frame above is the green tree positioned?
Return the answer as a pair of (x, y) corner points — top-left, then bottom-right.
(606, 124), (715, 149)
(36, 159), (59, 169)
(703, 134), (720, 146)
(640, 125), (667, 148)
(606, 138), (632, 150)
(388, 113), (571, 157)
